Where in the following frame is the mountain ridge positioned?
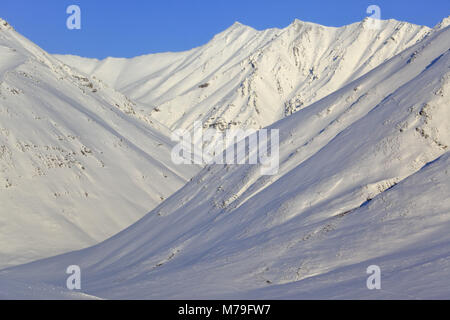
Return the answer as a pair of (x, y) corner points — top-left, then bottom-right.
(0, 18), (199, 268)
(1, 20), (448, 299)
(56, 17), (431, 141)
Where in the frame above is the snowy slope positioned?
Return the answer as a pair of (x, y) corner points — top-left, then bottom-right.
(1, 20), (448, 299)
(56, 18), (430, 136)
(0, 19), (199, 269)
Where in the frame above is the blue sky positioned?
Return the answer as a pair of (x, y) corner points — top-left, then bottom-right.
(1, 0), (449, 59)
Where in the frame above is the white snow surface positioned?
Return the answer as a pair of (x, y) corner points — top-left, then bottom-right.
(0, 19), (199, 269)
(56, 19), (431, 135)
(1, 18), (449, 299)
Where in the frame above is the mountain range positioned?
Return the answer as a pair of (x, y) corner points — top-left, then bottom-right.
(0, 16), (449, 299)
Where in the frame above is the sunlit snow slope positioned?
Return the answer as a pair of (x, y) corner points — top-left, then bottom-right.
(0, 19), (199, 269)
(57, 18), (430, 134)
(1, 20), (448, 299)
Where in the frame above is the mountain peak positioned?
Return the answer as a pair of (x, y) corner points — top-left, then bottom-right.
(289, 18), (321, 28)
(214, 21), (255, 39)
(434, 16), (450, 30)
(217, 21), (252, 34)
(0, 17), (14, 31)
(226, 21), (252, 30)
(292, 18), (305, 24)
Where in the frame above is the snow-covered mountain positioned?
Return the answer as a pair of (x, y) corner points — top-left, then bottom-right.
(56, 18), (430, 135)
(1, 18), (448, 299)
(0, 18), (199, 269)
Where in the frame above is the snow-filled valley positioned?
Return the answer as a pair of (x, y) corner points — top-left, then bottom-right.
(0, 15), (449, 299)
(0, 18), (199, 268)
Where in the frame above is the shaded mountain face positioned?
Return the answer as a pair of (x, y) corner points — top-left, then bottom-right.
(57, 19), (430, 135)
(0, 19), (199, 268)
(2, 20), (448, 299)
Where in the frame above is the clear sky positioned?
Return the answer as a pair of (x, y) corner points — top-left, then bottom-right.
(1, 0), (449, 59)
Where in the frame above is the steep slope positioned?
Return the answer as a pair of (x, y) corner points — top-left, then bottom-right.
(0, 19), (199, 268)
(56, 18), (430, 135)
(1, 22), (448, 299)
